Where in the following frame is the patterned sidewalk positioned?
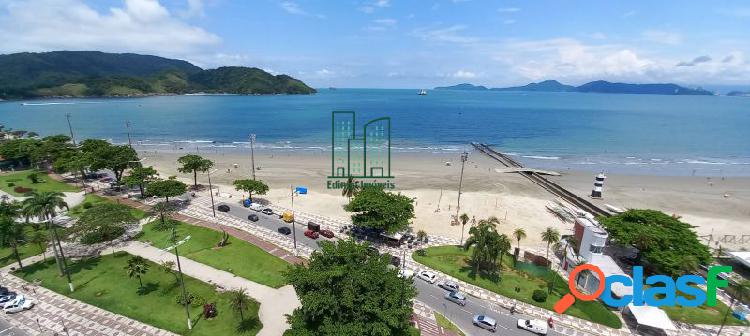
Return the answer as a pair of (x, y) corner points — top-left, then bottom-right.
(412, 301), (460, 336)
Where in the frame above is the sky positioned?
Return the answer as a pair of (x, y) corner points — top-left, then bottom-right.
(1, 0), (749, 89)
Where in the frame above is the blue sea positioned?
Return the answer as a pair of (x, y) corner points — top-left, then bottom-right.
(1, 89), (749, 176)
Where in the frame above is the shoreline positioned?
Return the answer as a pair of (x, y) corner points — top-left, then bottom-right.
(138, 148), (750, 250)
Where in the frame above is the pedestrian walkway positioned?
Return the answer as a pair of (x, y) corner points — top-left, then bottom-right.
(0, 256), (177, 336)
(412, 301), (461, 336)
(115, 241), (300, 336)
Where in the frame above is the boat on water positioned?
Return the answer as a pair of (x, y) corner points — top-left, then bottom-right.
(418, 89), (427, 95)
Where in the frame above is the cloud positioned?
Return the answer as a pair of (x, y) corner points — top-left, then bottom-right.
(590, 32), (607, 40)
(497, 7), (520, 13)
(451, 70), (477, 79)
(374, 0), (390, 8)
(412, 25), (479, 44)
(722, 55), (734, 63)
(180, 0), (205, 18)
(359, 0), (389, 14)
(622, 10), (636, 18)
(365, 18), (397, 31)
(503, 19), (516, 25)
(280, 1), (324, 18)
(676, 55), (712, 67)
(642, 30), (683, 45)
(0, 0), (221, 60)
(716, 8), (750, 18)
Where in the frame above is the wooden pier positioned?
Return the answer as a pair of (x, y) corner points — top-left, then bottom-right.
(471, 142), (611, 218)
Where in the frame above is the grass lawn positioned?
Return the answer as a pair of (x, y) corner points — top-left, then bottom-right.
(0, 227), (47, 268)
(68, 194), (147, 219)
(413, 246), (622, 329)
(138, 220), (289, 288)
(15, 252), (262, 336)
(660, 287), (747, 326)
(435, 312), (465, 336)
(0, 170), (79, 196)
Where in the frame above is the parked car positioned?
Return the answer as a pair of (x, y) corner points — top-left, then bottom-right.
(0, 293), (16, 304)
(282, 211), (294, 223)
(444, 291), (466, 306)
(517, 319), (548, 335)
(397, 269), (414, 278)
(439, 281), (459, 292)
(320, 229), (334, 238)
(417, 270), (437, 284)
(304, 230), (319, 239)
(278, 227), (292, 235)
(3, 295), (34, 314)
(217, 204), (230, 212)
(247, 214), (259, 222)
(472, 315), (497, 332)
(249, 203), (264, 212)
(261, 208), (274, 215)
(307, 221), (320, 232)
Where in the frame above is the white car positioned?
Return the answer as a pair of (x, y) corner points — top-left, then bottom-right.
(248, 203), (264, 212)
(3, 295), (34, 314)
(417, 270), (437, 284)
(472, 315), (497, 332)
(438, 281), (459, 292)
(444, 291), (466, 306)
(517, 319), (548, 335)
(397, 269), (415, 279)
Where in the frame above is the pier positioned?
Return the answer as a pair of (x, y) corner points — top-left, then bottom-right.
(472, 142), (611, 218)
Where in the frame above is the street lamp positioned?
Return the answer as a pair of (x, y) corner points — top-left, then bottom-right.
(291, 185), (298, 251)
(456, 151), (468, 245)
(250, 134), (256, 180)
(205, 169), (218, 217)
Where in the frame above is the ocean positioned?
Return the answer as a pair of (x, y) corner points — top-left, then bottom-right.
(1, 89), (749, 176)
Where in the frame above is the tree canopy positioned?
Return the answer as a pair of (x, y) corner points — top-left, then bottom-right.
(147, 179), (187, 201)
(177, 154), (214, 187)
(464, 217), (511, 273)
(285, 240), (416, 336)
(599, 209), (711, 277)
(232, 179), (269, 202)
(80, 139), (138, 182)
(123, 166), (158, 197)
(69, 203), (137, 244)
(345, 187), (414, 233)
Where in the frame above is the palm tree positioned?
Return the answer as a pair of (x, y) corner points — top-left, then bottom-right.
(125, 256), (149, 292)
(540, 227), (560, 266)
(0, 216), (25, 270)
(496, 234), (512, 268)
(22, 192), (74, 291)
(341, 176), (359, 200)
(459, 213), (470, 246)
(229, 288), (251, 321)
(464, 218), (504, 274)
(512, 228), (526, 252)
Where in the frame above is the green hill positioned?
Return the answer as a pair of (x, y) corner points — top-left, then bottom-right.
(0, 51), (315, 98)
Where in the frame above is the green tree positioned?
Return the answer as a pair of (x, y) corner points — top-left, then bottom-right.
(0, 216), (25, 270)
(26, 172), (40, 184)
(512, 227), (526, 252)
(151, 201), (177, 231)
(599, 209), (712, 277)
(52, 151), (90, 187)
(177, 155), (214, 187)
(82, 140), (139, 182)
(463, 218), (504, 274)
(345, 187), (414, 234)
(147, 179), (187, 203)
(232, 179), (269, 202)
(125, 256), (149, 292)
(341, 176), (360, 200)
(285, 240), (416, 336)
(540, 227), (560, 265)
(229, 288), (251, 321)
(69, 203), (137, 244)
(459, 213), (470, 246)
(123, 166), (158, 197)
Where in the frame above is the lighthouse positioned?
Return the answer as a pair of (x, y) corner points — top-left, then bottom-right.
(591, 173), (606, 198)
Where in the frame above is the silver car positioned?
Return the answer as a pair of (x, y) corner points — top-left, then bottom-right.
(473, 315), (497, 332)
(439, 281), (459, 292)
(444, 291), (466, 306)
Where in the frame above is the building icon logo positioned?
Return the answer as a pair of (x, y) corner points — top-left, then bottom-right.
(327, 111), (395, 189)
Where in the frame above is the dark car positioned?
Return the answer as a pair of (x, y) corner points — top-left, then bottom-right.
(248, 214), (259, 222)
(304, 230), (319, 239)
(261, 208), (274, 215)
(0, 293), (16, 304)
(278, 227), (292, 235)
(320, 229), (334, 238)
(217, 204), (230, 212)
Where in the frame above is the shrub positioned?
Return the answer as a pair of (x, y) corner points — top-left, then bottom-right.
(176, 291), (195, 306)
(532, 289), (548, 302)
(6, 182), (14, 187)
(416, 249), (427, 257)
(26, 173), (40, 184)
(82, 202), (93, 209)
(191, 294), (206, 307)
(13, 186), (32, 194)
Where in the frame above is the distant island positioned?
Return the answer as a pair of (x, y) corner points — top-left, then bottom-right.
(435, 80), (714, 95)
(727, 91), (750, 97)
(0, 51), (316, 99)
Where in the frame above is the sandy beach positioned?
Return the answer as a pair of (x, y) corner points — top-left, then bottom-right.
(138, 147), (750, 251)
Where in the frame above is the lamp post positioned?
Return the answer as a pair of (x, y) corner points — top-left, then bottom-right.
(65, 113), (76, 146)
(291, 185), (297, 251)
(125, 120), (133, 148)
(250, 134), (256, 180)
(456, 151), (468, 238)
(206, 169), (218, 217)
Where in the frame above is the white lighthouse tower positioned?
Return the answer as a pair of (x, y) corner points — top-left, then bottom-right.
(591, 172), (606, 198)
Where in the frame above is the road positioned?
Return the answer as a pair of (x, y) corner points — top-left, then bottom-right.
(215, 202), (562, 336)
(0, 318), (30, 336)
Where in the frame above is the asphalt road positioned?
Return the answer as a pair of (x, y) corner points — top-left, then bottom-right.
(217, 202), (337, 250)
(0, 318), (30, 336)
(215, 202), (562, 336)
